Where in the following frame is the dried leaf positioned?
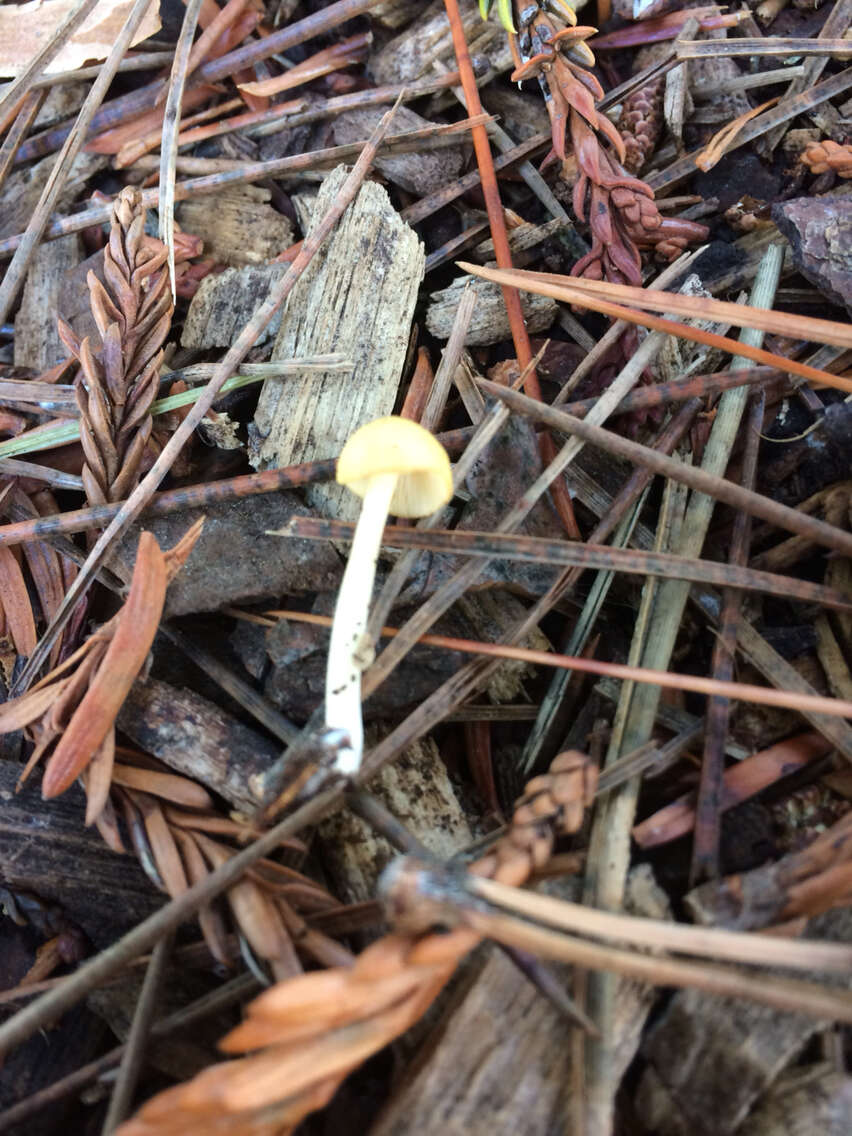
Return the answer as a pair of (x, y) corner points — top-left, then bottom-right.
(0, 545), (37, 657)
(41, 531), (168, 798)
(0, 0), (161, 77)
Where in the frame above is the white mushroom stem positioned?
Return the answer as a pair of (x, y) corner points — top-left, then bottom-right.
(325, 471), (398, 774)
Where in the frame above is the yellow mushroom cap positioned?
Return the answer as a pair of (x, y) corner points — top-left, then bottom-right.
(336, 416), (453, 518)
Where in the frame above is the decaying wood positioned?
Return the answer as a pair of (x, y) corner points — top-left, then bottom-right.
(318, 735), (472, 905)
(250, 164), (424, 519)
(0, 150), (106, 242)
(635, 907), (852, 1136)
(119, 493), (341, 616)
(13, 234), (82, 371)
(116, 677), (282, 814)
(369, 947), (574, 1136)
(372, 866), (664, 1136)
(0, 760), (160, 947)
(333, 105), (466, 195)
(181, 264), (290, 349)
(738, 1064), (852, 1136)
(370, 0), (506, 86)
(176, 185), (293, 266)
(427, 275), (558, 346)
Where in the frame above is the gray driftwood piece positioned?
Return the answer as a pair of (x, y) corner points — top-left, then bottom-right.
(181, 263), (290, 348)
(117, 677), (281, 814)
(635, 907), (852, 1136)
(427, 275), (557, 346)
(333, 105), (465, 196)
(0, 761), (160, 948)
(250, 165), (424, 520)
(318, 735), (472, 905)
(14, 233), (82, 369)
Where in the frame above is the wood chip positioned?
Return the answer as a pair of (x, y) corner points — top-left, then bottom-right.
(250, 164), (424, 519)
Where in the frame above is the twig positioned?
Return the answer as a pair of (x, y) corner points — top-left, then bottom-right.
(676, 38), (852, 58)
(443, 0), (579, 538)
(101, 935), (171, 1134)
(475, 379), (852, 560)
(0, 427), (474, 548)
(362, 308), (682, 700)
(519, 401), (701, 776)
(648, 66), (852, 191)
(0, 974), (258, 1131)
(10, 100), (405, 695)
(582, 244), (784, 1136)
(0, 90), (45, 197)
(691, 390), (764, 883)
(0, 784), (343, 1060)
(420, 284), (477, 431)
(280, 517), (852, 613)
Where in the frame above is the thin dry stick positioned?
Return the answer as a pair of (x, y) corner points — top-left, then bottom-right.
(691, 390), (764, 883)
(0, 90), (45, 196)
(648, 65), (852, 191)
(0, 0), (100, 125)
(0, 0), (159, 326)
(158, 0), (206, 299)
(0, 427), (474, 548)
(11, 100), (404, 696)
(553, 250), (702, 404)
(444, 0), (579, 538)
(10, 970), (259, 1129)
(0, 120), (525, 258)
(0, 975), (258, 1132)
(583, 244), (783, 1136)
(0, 786), (342, 1060)
(363, 312), (684, 699)
(519, 400), (702, 777)
(676, 38), (852, 58)
(281, 517), (852, 613)
(476, 379), (852, 560)
(420, 284), (477, 431)
(101, 935), (171, 1135)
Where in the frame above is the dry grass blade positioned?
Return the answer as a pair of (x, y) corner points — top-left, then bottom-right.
(158, 0), (206, 301)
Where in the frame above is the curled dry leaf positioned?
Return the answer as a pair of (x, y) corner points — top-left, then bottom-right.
(2, 520), (203, 813)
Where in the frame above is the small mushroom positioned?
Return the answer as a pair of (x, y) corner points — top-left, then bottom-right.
(327, 416), (453, 773)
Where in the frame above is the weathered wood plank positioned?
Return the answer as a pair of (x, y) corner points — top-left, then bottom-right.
(249, 164), (424, 520)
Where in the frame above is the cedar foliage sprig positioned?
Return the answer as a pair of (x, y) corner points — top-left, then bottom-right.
(58, 187), (173, 506)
